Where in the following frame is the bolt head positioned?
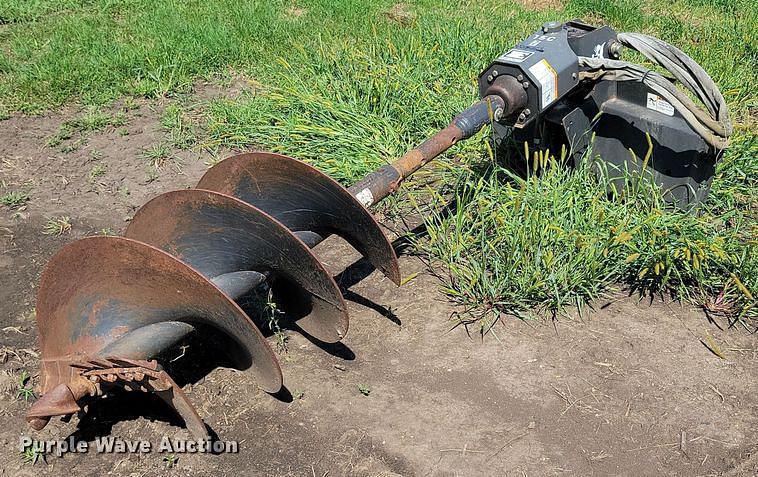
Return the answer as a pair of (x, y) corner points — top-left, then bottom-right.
(522, 81), (529, 89)
(492, 70), (499, 77)
(542, 21), (562, 33)
(494, 107), (504, 121)
(517, 74), (524, 82)
(609, 41), (623, 59)
(523, 109), (531, 116)
(487, 75), (493, 83)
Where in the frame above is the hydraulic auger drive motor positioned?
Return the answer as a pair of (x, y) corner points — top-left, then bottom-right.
(26, 20), (730, 438)
(478, 20), (731, 207)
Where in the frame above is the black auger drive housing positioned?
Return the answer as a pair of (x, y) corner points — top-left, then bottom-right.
(479, 20), (731, 208)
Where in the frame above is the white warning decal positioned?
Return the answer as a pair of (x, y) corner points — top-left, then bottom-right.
(646, 93), (675, 116)
(528, 59), (558, 108)
(592, 43), (606, 59)
(499, 49), (534, 63)
(356, 188), (374, 207)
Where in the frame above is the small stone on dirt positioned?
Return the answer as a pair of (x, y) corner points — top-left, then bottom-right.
(0, 371), (15, 397)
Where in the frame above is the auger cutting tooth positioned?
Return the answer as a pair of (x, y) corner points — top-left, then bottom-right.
(124, 188), (349, 343)
(196, 152), (401, 285)
(27, 236), (282, 437)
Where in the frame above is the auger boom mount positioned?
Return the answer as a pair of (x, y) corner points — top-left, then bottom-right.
(27, 20), (730, 437)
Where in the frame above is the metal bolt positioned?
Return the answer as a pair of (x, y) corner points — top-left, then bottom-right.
(494, 107), (504, 122)
(487, 75), (493, 83)
(522, 81), (529, 89)
(492, 70), (499, 77)
(572, 72), (577, 81)
(517, 74), (524, 82)
(523, 109), (531, 116)
(609, 41), (623, 59)
(518, 113), (526, 122)
(542, 21), (561, 33)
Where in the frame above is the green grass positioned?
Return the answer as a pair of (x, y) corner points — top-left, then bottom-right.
(161, 102), (197, 148)
(20, 446), (45, 466)
(0, 190), (29, 208)
(46, 107), (127, 148)
(42, 216), (72, 235)
(67, 107), (124, 131)
(141, 142), (173, 168)
(88, 162), (107, 183)
(142, 141), (178, 181)
(163, 453), (178, 469)
(0, 0), (755, 328)
(15, 370), (35, 402)
(417, 148), (755, 333)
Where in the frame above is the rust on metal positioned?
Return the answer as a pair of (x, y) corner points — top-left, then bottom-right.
(197, 152), (401, 285)
(125, 189), (349, 343)
(348, 95), (505, 207)
(29, 236), (283, 435)
(27, 357), (208, 438)
(483, 75), (528, 119)
(395, 124), (463, 179)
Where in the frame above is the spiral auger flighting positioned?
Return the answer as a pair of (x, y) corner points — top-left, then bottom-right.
(25, 96), (503, 438)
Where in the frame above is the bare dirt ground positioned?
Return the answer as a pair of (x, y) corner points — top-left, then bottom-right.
(0, 87), (757, 476)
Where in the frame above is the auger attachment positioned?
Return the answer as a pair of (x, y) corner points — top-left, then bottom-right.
(26, 86), (505, 435)
(25, 19), (731, 440)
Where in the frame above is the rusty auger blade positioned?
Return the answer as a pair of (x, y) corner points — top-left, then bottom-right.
(26, 94), (505, 440)
(196, 152), (401, 285)
(124, 189), (349, 343)
(27, 236), (282, 438)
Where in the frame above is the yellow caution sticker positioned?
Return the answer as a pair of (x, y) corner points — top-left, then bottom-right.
(528, 59), (558, 108)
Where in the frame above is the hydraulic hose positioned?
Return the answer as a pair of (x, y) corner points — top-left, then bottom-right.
(578, 32), (732, 149)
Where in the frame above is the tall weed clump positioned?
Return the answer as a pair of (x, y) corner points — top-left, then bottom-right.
(418, 146), (755, 334)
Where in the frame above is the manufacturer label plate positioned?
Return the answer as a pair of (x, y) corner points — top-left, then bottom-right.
(499, 49), (534, 63)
